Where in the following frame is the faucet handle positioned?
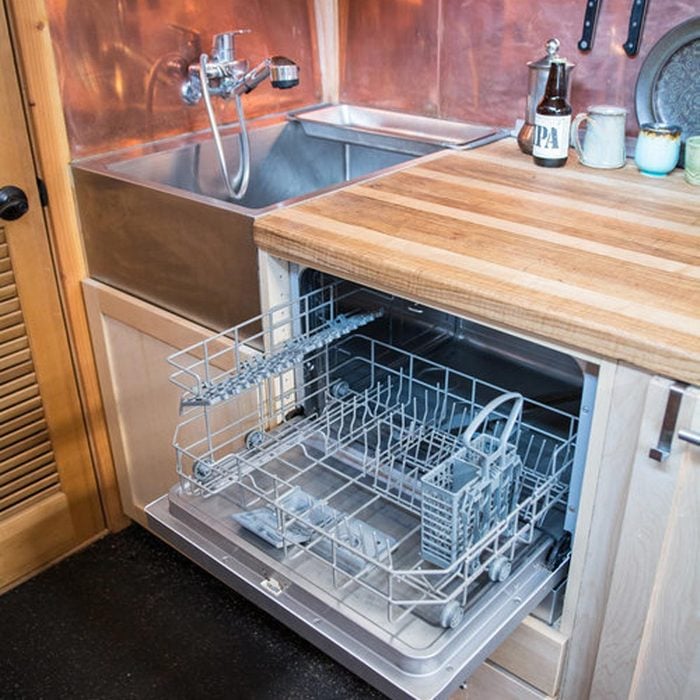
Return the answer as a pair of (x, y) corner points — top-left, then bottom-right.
(212, 29), (251, 63)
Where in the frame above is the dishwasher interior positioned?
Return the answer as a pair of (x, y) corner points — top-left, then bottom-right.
(147, 270), (593, 699)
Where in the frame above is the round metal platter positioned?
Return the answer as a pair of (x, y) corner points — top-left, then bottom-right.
(635, 16), (700, 152)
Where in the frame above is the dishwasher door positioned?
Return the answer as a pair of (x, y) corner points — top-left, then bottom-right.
(145, 278), (584, 700)
(147, 495), (562, 700)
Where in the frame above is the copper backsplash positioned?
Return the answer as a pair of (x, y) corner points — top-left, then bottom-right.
(339, 0), (697, 134)
(47, 0), (696, 156)
(46, 0), (321, 157)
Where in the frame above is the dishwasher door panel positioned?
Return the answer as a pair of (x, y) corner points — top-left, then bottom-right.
(147, 493), (565, 700)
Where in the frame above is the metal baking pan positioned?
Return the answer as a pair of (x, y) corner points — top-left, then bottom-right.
(289, 104), (506, 155)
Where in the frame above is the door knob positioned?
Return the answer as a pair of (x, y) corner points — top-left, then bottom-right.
(0, 186), (29, 221)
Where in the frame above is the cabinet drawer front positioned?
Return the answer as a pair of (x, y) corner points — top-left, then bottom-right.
(456, 661), (554, 700)
(489, 616), (567, 696)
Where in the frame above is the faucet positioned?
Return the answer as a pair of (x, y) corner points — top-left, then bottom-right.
(177, 29), (299, 201)
(181, 30), (299, 105)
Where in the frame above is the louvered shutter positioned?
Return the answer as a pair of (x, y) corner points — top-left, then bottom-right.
(0, 225), (59, 519)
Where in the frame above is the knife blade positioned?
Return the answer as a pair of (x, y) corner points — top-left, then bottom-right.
(578, 0), (603, 52)
(623, 0), (649, 56)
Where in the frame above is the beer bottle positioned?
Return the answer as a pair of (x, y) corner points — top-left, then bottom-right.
(533, 58), (572, 167)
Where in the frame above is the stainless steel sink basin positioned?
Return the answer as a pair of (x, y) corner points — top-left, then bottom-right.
(108, 119), (418, 213)
(74, 116), (439, 330)
(73, 108), (503, 331)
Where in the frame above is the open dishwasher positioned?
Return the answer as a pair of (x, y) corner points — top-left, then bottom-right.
(146, 270), (593, 699)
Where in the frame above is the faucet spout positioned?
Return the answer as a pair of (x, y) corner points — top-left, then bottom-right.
(269, 56), (300, 89)
(239, 56), (300, 94)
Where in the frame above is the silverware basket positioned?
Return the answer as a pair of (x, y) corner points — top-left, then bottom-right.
(420, 393), (524, 568)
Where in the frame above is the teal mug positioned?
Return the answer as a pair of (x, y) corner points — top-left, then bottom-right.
(634, 123), (682, 177)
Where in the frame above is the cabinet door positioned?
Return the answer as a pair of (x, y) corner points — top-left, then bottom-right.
(0, 2), (103, 590)
(591, 379), (700, 699)
(83, 281), (259, 524)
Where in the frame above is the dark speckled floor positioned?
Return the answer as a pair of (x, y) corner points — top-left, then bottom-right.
(0, 525), (385, 700)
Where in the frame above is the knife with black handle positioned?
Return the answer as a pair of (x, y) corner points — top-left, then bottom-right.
(578, 0), (603, 52)
(623, 0), (649, 56)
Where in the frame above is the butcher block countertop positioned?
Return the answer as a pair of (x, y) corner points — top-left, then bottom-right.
(254, 138), (700, 385)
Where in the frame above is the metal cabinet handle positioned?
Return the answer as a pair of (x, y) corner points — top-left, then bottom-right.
(649, 382), (687, 462)
(678, 430), (700, 448)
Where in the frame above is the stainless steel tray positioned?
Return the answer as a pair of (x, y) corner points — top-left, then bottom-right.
(289, 104), (506, 155)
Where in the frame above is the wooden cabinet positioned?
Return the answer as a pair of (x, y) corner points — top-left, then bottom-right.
(84, 264), (698, 699)
(83, 281), (258, 525)
(591, 380), (700, 700)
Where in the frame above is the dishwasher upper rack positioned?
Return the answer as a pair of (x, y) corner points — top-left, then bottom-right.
(169, 329), (578, 628)
(167, 280), (392, 407)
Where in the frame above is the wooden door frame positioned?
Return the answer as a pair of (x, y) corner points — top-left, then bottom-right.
(4, 0), (127, 530)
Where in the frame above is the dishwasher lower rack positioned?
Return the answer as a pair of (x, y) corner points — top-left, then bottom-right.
(166, 283), (578, 634)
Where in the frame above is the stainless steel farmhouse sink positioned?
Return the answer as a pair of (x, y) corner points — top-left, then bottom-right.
(109, 118), (422, 211)
(73, 108), (503, 330)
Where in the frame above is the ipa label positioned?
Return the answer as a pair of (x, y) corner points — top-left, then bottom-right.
(533, 115), (571, 160)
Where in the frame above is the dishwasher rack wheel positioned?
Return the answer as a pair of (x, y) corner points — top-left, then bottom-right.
(193, 458), (213, 481)
(440, 600), (464, 629)
(488, 555), (512, 582)
(245, 430), (265, 450)
(329, 379), (351, 399)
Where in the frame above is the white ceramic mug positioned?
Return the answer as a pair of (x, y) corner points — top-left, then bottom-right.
(571, 105), (627, 169)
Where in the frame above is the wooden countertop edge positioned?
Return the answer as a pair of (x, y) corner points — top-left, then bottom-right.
(254, 221), (699, 386)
